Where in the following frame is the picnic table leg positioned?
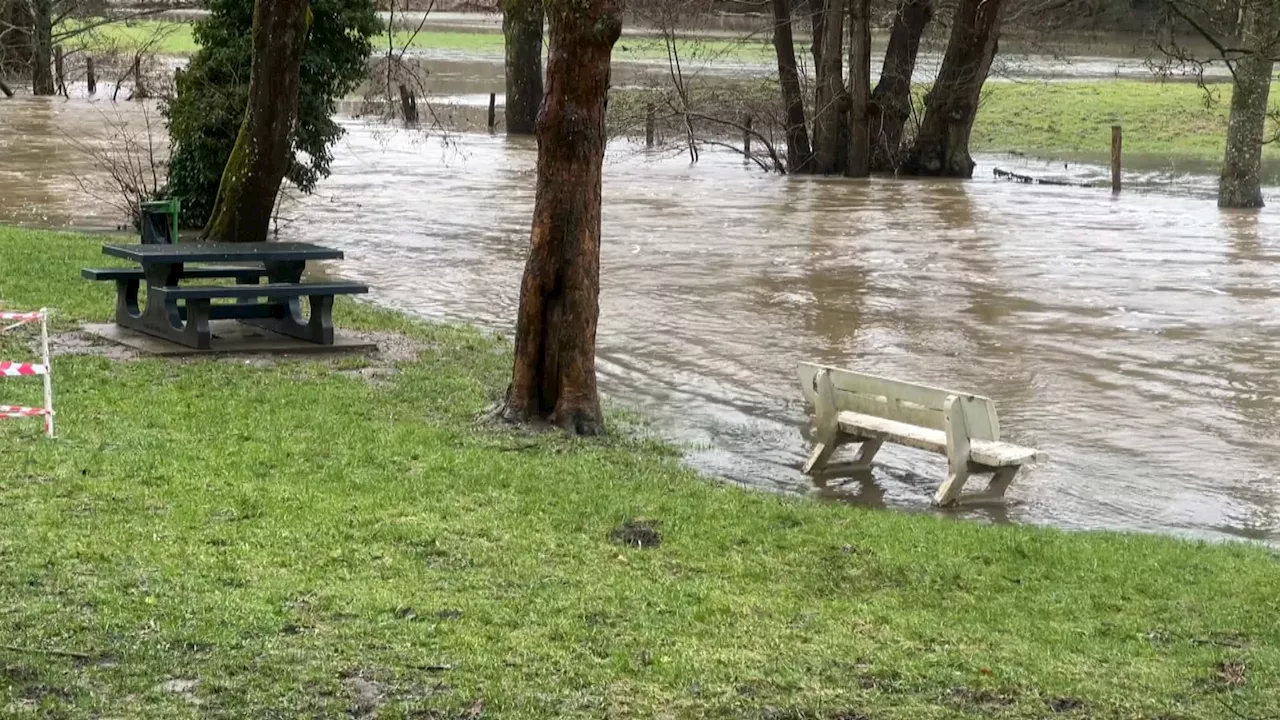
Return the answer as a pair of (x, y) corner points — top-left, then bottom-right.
(240, 260), (337, 344)
(113, 261), (213, 349)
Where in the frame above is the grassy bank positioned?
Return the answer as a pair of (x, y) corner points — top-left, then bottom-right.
(1, 226), (1279, 718)
(974, 81), (1280, 161)
(76, 19), (776, 64)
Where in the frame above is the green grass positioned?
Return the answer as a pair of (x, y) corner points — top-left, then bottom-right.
(77, 18), (776, 64)
(1, 227), (1279, 718)
(974, 80), (1279, 161)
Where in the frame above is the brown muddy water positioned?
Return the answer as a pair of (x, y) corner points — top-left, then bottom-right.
(3, 95), (1280, 543)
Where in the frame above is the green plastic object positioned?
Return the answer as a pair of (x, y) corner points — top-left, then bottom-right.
(139, 198), (181, 244)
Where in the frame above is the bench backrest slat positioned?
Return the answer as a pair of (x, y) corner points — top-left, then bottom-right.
(797, 362), (1001, 441)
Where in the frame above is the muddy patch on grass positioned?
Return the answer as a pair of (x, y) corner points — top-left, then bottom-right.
(49, 330), (141, 362)
(1047, 696), (1086, 713)
(947, 686), (1018, 709)
(609, 518), (662, 548)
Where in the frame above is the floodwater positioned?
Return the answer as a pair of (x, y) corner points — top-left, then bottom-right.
(3, 94), (1280, 544)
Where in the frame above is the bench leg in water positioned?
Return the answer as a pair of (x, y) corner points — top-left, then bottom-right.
(802, 368), (842, 475)
(986, 466), (1020, 498)
(935, 395), (973, 507)
(850, 438), (883, 470)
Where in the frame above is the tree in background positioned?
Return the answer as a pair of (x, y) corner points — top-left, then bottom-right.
(164, 0), (378, 230)
(1156, 0), (1280, 208)
(868, 0), (934, 172)
(900, 0), (1004, 177)
(502, 0), (543, 135)
(202, 0), (311, 243)
(501, 0), (622, 435)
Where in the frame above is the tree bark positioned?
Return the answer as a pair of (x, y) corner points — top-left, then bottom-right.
(202, 0), (311, 243)
(30, 0), (52, 96)
(869, 0), (934, 172)
(812, 0), (847, 174)
(772, 0), (814, 173)
(900, 0), (1003, 178)
(501, 0), (621, 435)
(1219, 2), (1279, 209)
(502, 0), (544, 135)
(847, 0), (872, 177)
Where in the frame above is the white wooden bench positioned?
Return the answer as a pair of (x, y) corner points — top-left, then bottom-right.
(797, 362), (1045, 506)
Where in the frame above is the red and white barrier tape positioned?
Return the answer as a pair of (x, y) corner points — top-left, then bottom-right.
(0, 405), (50, 418)
(0, 311), (43, 322)
(0, 362), (49, 377)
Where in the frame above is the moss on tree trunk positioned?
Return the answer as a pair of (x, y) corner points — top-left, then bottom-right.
(502, 0), (544, 136)
(1219, 2), (1279, 209)
(900, 0), (1002, 178)
(772, 0), (814, 174)
(202, 0), (311, 243)
(869, 0), (934, 172)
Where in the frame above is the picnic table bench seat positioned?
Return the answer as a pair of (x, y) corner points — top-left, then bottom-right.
(81, 266), (269, 283)
(798, 362), (1045, 507)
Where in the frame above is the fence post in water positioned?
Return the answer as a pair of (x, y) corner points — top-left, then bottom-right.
(86, 56), (96, 95)
(398, 83), (418, 125)
(488, 93), (497, 133)
(645, 103), (655, 148)
(743, 114), (752, 159)
(132, 56), (147, 99)
(1111, 125), (1122, 194)
(54, 45), (66, 97)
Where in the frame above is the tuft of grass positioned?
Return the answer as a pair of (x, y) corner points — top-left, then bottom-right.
(1, 225), (1279, 718)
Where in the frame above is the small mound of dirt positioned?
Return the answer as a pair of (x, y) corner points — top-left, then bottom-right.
(609, 518), (662, 549)
(1048, 696), (1085, 713)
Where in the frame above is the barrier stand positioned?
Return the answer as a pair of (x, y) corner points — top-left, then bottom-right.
(0, 309), (55, 437)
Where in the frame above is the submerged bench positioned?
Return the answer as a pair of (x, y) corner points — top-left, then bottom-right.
(797, 362), (1045, 506)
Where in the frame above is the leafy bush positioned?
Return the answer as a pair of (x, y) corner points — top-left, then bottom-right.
(163, 0), (380, 229)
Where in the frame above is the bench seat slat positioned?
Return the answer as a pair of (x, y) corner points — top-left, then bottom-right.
(837, 411), (1043, 468)
(155, 282), (368, 300)
(82, 266), (268, 281)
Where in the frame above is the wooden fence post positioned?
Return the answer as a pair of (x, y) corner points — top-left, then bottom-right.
(86, 56), (96, 95)
(743, 114), (752, 158)
(132, 56), (147, 99)
(54, 45), (66, 97)
(488, 93), (497, 133)
(1111, 125), (1122, 194)
(645, 103), (655, 148)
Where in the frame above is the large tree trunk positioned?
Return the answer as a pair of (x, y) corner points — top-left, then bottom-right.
(501, 0), (621, 435)
(811, 0), (847, 174)
(772, 0), (814, 173)
(202, 0), (310, 243)
(502, 0), (543, 135)
(847, 0), (872, 177)
(30, 0), (52, 96)
(900, 0), (1003, 178)
(1219, 2), (1279, 209)
(1, 0), (34, 81)
(869, 0), (934, 172)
